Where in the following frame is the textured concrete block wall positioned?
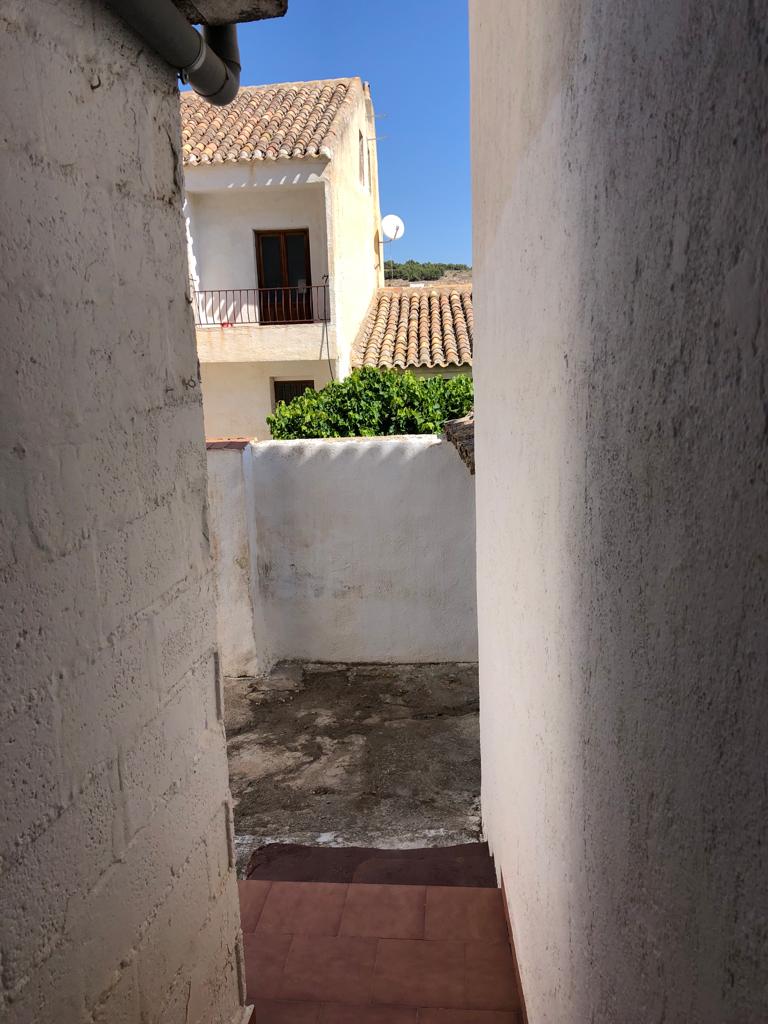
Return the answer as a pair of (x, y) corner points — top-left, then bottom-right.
(470, 1), (768, 1022)
(0, 3), (242, 1022)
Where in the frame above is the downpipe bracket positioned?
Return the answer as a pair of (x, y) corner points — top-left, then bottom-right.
(180, 37), (208, 82)
(104, 1), (241, 106)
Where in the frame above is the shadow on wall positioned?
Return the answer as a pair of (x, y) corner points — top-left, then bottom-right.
(561, 4), (765, 1019)
(568, 7), (767, 1021)
(473, 2), (768, 1022)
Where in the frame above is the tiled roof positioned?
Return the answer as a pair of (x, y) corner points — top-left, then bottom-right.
(352, 287), (473, 370)
(180, 78), (354, 164)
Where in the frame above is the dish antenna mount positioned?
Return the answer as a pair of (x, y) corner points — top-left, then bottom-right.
(381, 214), (405, 241)
(381, 214), (405, 282)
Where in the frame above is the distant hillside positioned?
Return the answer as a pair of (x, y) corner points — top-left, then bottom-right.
(383, 260), (472, 285)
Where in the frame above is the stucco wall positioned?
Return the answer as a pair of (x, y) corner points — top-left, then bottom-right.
(201, 360), (334, 439)
(325, 81), (383, 378)
(214, 436), (477, 666)
(206, 449), (263, 678)
(187, 183), (329, 293)
(0, 4), (242, 1023)
(196, 322), (335, 364)
(470, 2), (768, 1023)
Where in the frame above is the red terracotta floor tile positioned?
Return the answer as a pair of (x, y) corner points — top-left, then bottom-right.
(320, 1004), (418, 1022)
(243, 931), (293, 1001)
(280, 934), (378, 1004)
(258, 881), (348, 936)
(424, 888), (508, 944)
(250, 999), (322, 1022)
(372, 938), (465, 1009)
(463, 943), (519, 1011)
(239, 880), (272, 932)
(340, 884), (426, 940)
(418, 1011), (521, 1023)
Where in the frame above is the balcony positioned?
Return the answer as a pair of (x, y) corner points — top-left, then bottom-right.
(193, 283), (335, 364)
(193, 284), (330, 327)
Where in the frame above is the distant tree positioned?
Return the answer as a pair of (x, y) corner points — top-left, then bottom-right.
(383, 260), (471, 282)
(267, 368), (473, 439)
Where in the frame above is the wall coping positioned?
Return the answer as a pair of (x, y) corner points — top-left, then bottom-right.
(206, 438), (252, 450)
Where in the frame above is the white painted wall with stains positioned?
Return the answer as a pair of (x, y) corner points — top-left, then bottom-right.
(206, 447), (266, 678)
(207, 436), (477, 672)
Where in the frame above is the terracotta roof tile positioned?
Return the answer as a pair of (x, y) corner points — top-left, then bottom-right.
(180, 78), (354, 165)
(352, 287), (473, 370)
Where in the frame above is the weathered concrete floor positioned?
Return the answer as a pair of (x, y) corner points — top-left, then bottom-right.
(224, 661), (481, 863)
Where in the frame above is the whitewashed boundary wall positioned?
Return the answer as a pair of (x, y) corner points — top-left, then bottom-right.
(207, 436), (477, 671)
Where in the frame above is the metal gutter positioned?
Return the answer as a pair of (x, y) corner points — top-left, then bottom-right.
(104, 0), (241, 105)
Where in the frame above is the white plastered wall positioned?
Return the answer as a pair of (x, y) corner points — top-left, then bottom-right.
(187, 181), (329, 293)
(470, 2), (768, 1022)
(324, 80), (383, 377)
(0, 3), (242, 1022)
(206, 448), (263, 678)
(201, 360), (334, 439)
(239, 436), (478, 665)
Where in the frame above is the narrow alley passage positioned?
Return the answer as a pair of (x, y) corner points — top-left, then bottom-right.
(231, 660), (516, 1023)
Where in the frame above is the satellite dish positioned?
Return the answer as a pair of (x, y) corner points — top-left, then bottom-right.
(381, 214), (405, 241)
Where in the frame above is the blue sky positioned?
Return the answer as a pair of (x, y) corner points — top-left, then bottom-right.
(233, 0), (471, 265)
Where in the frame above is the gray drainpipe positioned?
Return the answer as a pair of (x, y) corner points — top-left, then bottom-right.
(104, 0), (241, 106)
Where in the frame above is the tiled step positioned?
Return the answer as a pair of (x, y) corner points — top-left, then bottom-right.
(245, 842), (497, 887)
(251, 1003), (518, 1022)
(240, 881), (523, 1024)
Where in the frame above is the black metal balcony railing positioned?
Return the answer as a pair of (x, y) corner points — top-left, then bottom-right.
(192, 285), (330, 327)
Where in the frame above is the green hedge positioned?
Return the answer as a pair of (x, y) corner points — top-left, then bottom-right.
(383, 259), (471, 282)
(267, 368), (473, 439)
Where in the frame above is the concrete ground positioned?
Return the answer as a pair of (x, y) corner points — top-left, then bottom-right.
(224, 662), (481, 871)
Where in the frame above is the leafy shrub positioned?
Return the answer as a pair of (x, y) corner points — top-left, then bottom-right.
(267, 368), (473, 439)
(383, 260), (471, 282)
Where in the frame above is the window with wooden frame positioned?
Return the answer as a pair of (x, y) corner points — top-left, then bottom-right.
(254, 229), (313, 323)
(273, 379), (315, 409)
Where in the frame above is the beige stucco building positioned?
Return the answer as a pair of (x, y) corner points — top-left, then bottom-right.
(182, 78), (384, 439)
